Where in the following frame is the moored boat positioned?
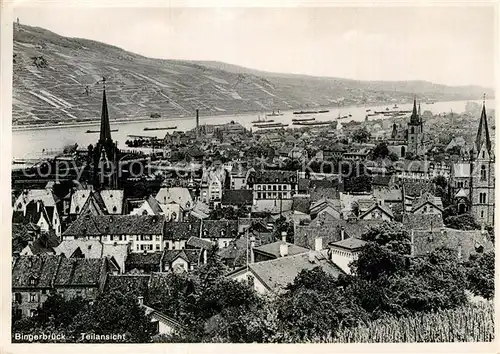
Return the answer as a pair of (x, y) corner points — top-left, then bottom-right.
(143, 126), (177, 131)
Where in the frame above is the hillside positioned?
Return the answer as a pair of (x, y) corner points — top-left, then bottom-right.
(12, 24), (493, 127)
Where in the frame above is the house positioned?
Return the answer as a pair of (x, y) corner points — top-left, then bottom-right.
(200, 220), (239, 249)
(12, 255), (112, 319)
(13, 199), (62, 239)
(125, 252), (163, 273)
(410, 192), (443, 215)
(358, 202), (394, 221)
(411, 228), (493, 260)
(53, 239), (129, 273)
(402, 213), (444, 231)
(328, 238), (367, 274)
(19, 231), (60, 256)
(130, 195), (163, 216)
(13, 189), (58, 216)
(12, 222), (41, 255)
(227, 250), (345, 295)
(246, 170), (298, 214)
(138, 296), (185, 336)
(164, 221), (202, 250)
(162, 249), (203, 273)
(69, 190), (124, 217)
(155, 187), (194, 211)
(252, 240), (309, 263)
(309, 198), (342, 220)
(221, 189), (253, 209)
(62, 214), (166, 253)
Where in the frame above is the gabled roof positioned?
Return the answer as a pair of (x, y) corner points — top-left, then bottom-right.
(12, 255), (61, 288)
(18, 200), (52, 227)
(402, 213), (444, 231)
(100, 190), (124, 214)
(411, 192), (443, 212)
(292, 195), (311, 214)
(54, 258), (105, 286)
(201, 220), (239, 239)
(70, 190), (92, 214)
(359, 203), (394, 219)
(144, 195), (163, 215)
(243, 251), (344, 293)
(15, 189), (57, 208)
(186, 236), (213, 250)
(165, 221), (201, 240)
(162, 249), (201, 266)
(155, 187), (194, 210)
(63, 214), (165, 237)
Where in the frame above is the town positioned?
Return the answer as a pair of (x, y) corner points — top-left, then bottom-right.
(11, 81), (495, 342)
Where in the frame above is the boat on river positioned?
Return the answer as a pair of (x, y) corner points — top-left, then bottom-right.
(254, 122), (289, 128)
(266, 110), (284, 117)
(86, 129), (118, 133)
(143, 126), (177, 131)
(292, 117), (316, 123)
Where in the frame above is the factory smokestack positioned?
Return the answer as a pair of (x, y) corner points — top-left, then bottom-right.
(196, 109), (200, 137)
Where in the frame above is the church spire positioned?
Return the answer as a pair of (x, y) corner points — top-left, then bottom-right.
(99, 77), (112, 142)
(475, 95), (492, 155)
(410, 98), (419, 124)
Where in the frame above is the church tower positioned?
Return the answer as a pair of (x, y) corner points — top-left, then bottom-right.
(407, 98), (424, 158)
(470, 99), (495, 226)
(92, 80), (119, 190)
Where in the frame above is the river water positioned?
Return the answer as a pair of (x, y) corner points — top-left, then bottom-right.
(11, 99), (492, 159)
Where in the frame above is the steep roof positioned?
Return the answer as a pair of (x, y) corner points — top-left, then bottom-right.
(402, 213), (444, 231)
(359, 203), (395, 219)
(70, 190), (92, 214)
(54, 258), (105, 286)
(155, 187), (194, 210)
(15, 189), (57, 208)
(201, 220), (239, 239)
(99, 87), (112, 142)
(63, 214), (165, 237)
(411, 192), (443, 212)
(165, 221), (201, 240)
(12, 255), (61, 288)
(246, 251), (344, 293)
(100, 190), (124, 214)
(186, 236), (213, 250)
(162, 249), (201, 266)
(475, 102), (492, 154)
(292, 195), (311, 214)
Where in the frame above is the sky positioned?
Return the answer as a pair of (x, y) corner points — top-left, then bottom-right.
(12, 4), (496, 88)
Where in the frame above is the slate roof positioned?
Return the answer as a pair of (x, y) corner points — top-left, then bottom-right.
(53, 240), (129, 264)
(126, 252), (163, 269)
(162, 249), (201, 266)
(412, 228), (493, 260)
(63, 214), (165, 237)
(253, 241), (308, 259)
(18, 200), (52, 226)
(242, 251), (344, 293)
(53, 258), (105, 286)
(12, 223), (40, 253)
(359, 203), (395, 219)
(329, 238), (367, 251)
(402, 181), (436, 197)
(164, 221), (201, 240)
(221, 189), (253, 206)
(186, 236), (213, 250)
(411, 192), (443, 212)
(201, 220), (239, 239)
(25, 232), (60, 255)
(402, 213), (444, 231)
(250, 170), (298, 184)
(155, 187), (194, 210)
(12, 255), (61, 288)
(104, 274), (151, 296)
(69, 190), (92, 214)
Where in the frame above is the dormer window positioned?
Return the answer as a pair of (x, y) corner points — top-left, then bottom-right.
(203, 229), (208, 237)
(29, 278), (36, 286)
(17, 203), (22, 210)
(75, 206), (80, 213)
(112, 206), (117, 213)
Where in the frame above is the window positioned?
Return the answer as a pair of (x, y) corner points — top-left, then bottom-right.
(112, 206), (117, 213)
(481, 211), (485, 218)
(457, 181), (464, 188)
(29, 278), (36, 286)
(481, 165), (487, 181)
(156, 244), (160, 250)
(14, 293), (22, 303)
(29, 293), (36, 302)
(75, 206), (80, 213)
(17, 203), (22, 210)
(480, 193), (487, 204)
(482, 151), (485, 159)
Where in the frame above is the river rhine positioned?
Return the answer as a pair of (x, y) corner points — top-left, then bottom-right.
(11, 99), (492, 160)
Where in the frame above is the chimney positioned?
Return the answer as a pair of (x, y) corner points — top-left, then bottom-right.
(196, 109), (200, 135)
(203, 249), (208, 264)
(281, 231), (287, 242)
(340, 227), (345, 240)
(314, 237), (323, 252)
(279, 242), (289, 257)
(308, 250), (316, 263)
(137, 296), (144, 306)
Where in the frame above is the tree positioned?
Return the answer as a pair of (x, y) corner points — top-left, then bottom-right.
(372, 142), (389, 160)
(71, 291), (157, 343)
(344, 174), (372, 193)
(445, 214), (479, 230)
(464, 251), (494, 300)
(35, 293), (87, 328)
(352, 128), (370, 143)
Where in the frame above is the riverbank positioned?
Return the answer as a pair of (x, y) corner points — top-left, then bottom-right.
(11, 98), (477, 132)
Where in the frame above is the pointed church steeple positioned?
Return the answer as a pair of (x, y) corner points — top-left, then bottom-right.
(99, 78), (112, 143)
(410, 98), (419, 124)
(475, 96), (492, 155)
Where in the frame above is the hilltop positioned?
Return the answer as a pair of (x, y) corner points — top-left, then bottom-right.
(12, 24), (493, 127)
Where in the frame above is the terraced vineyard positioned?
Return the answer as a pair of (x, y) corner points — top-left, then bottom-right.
(12, 24), (492, 127)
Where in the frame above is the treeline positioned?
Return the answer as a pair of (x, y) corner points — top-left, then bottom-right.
(12, 222), (494, 343)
